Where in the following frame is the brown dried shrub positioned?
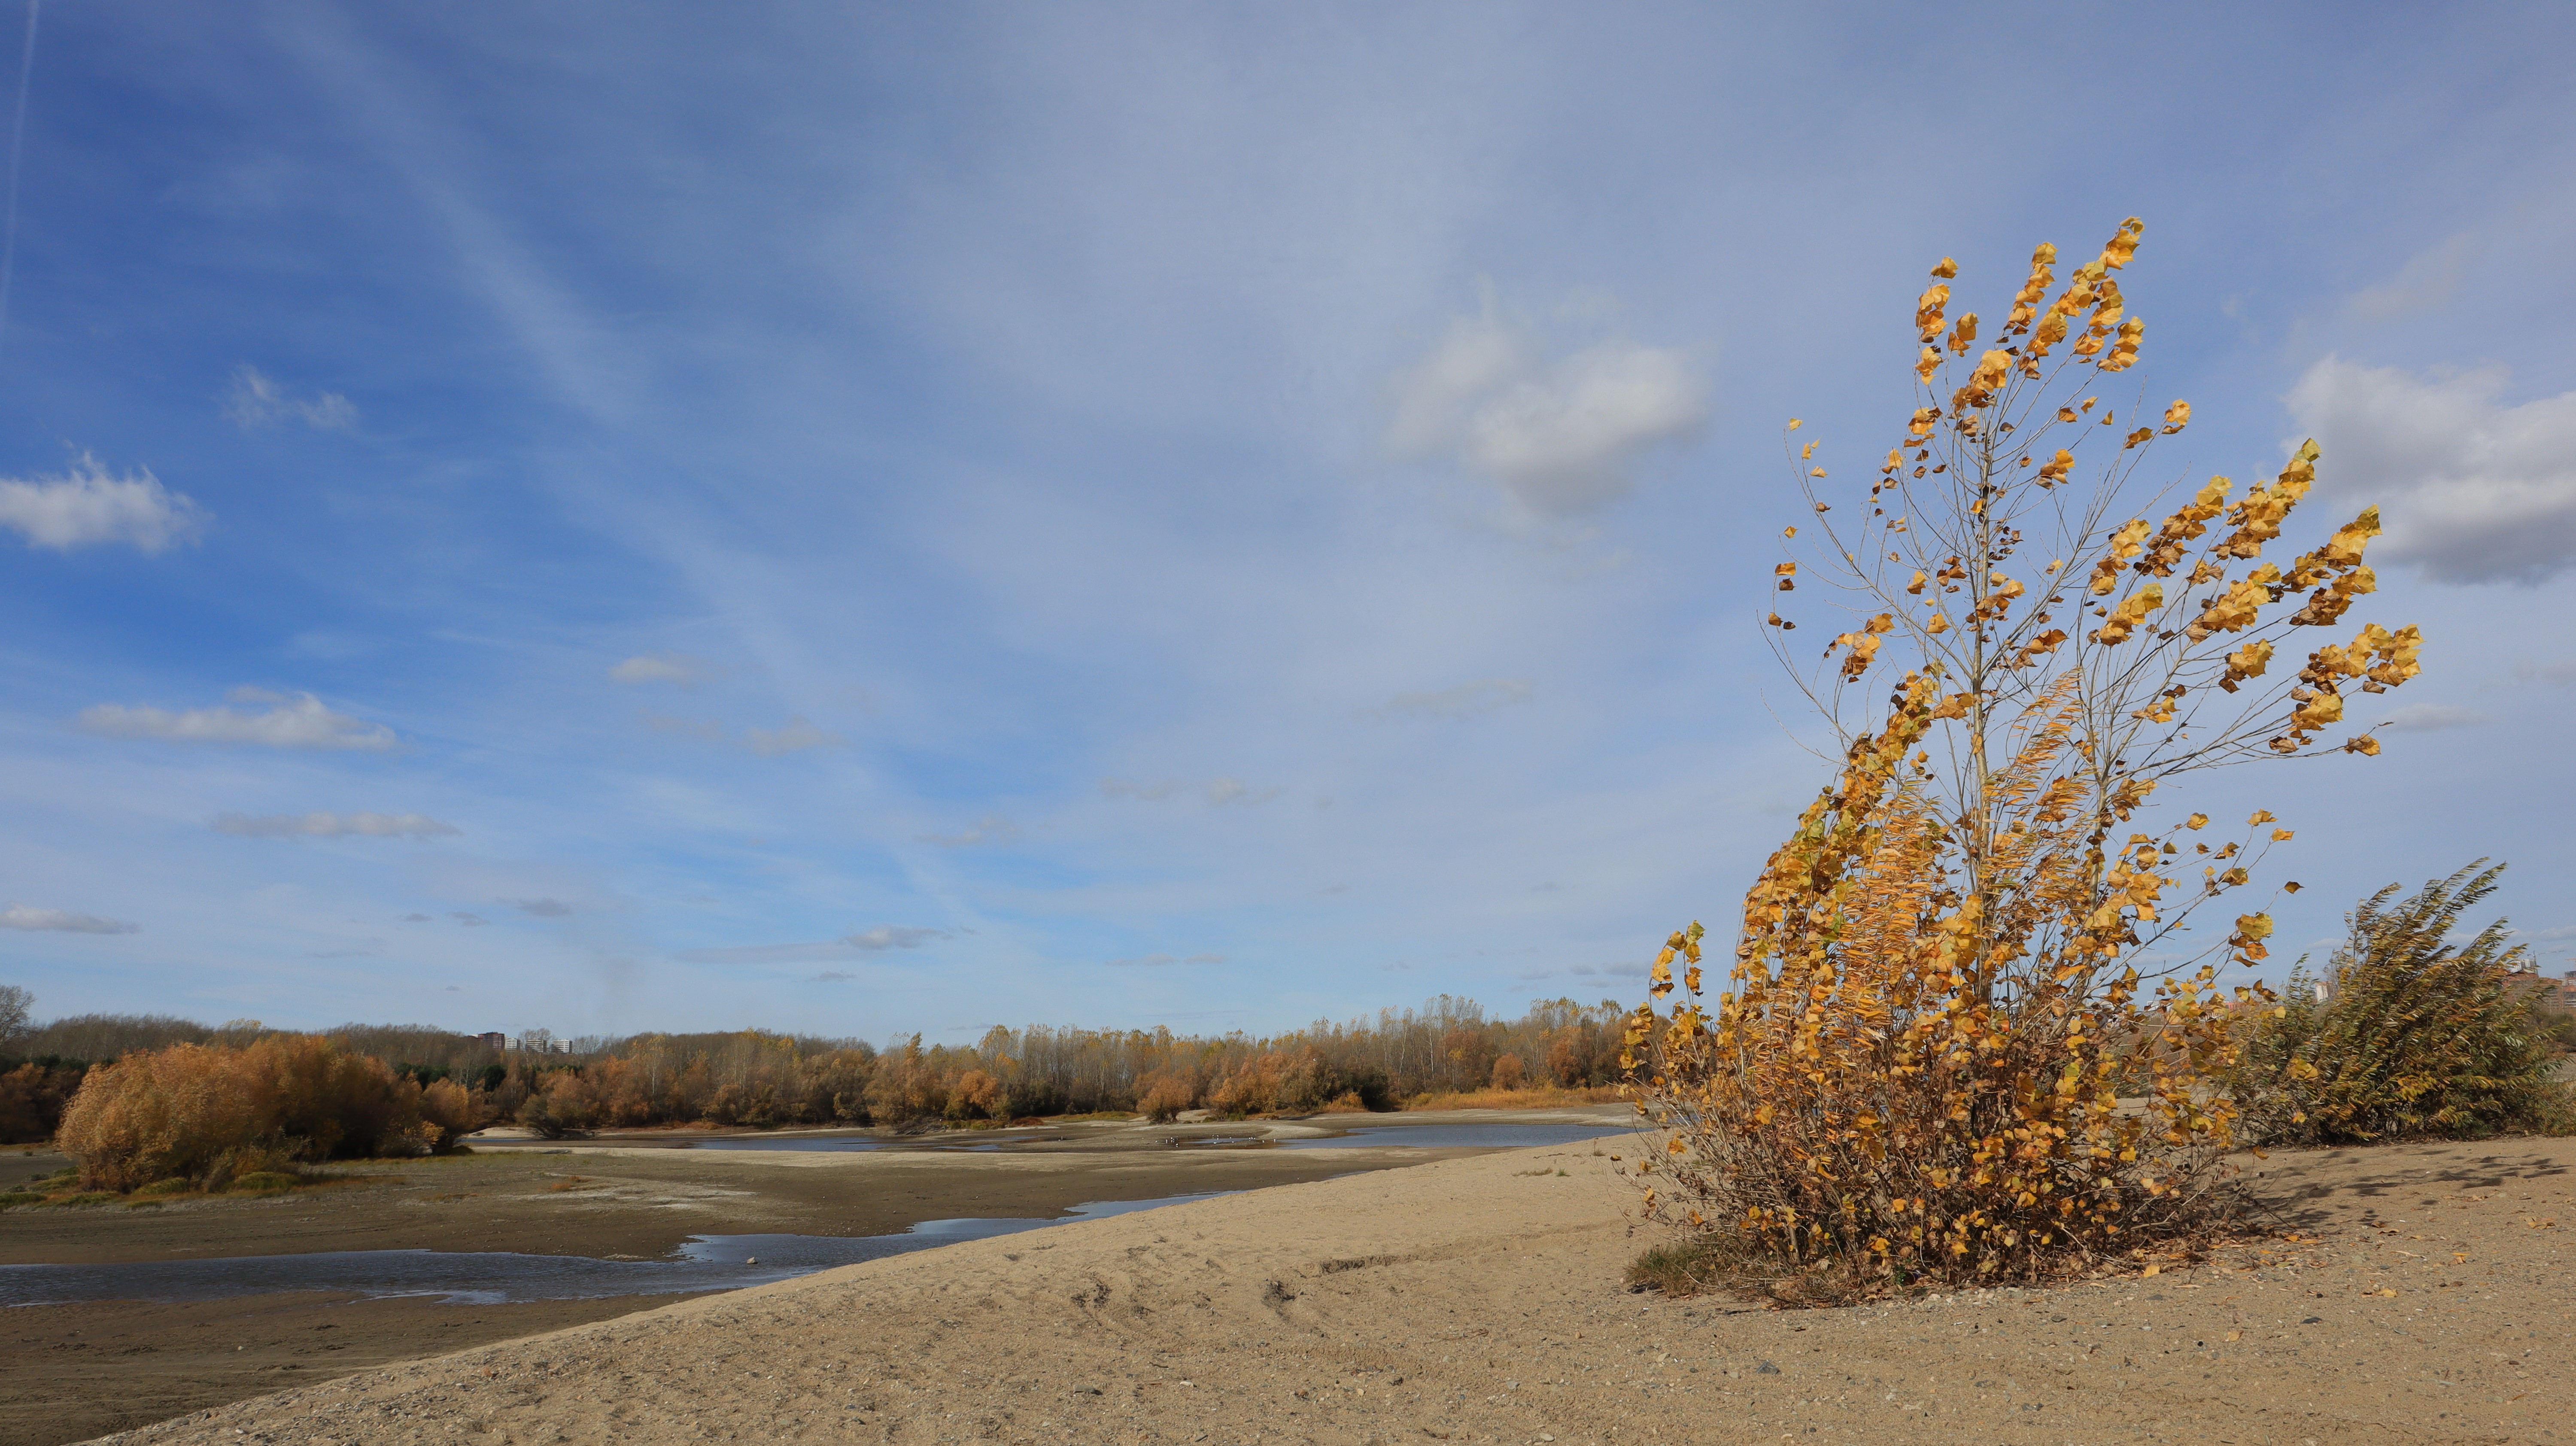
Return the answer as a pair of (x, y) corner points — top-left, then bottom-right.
(55, 1035), (465, 1191)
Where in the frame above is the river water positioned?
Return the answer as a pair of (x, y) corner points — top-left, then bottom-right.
(0, 1194), (1214, 1308)
(681, 1121), (1631, 1153)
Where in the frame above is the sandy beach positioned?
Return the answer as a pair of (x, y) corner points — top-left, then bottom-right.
(46, 1130), (2574, 1445)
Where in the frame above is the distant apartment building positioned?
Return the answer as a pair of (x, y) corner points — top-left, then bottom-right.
(471, 1031), (507, 1050)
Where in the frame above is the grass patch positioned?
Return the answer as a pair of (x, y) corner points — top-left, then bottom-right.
(1625, 1237), (1741, 1298)
(229, 1171), (301, 1194)
(0, 1189), (45, 1208)
(41, 1191), (122, 1208)
(132, 1177), (196, 1198)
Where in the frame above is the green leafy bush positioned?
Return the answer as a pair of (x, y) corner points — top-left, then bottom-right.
(2230, 863), (2570, 1144)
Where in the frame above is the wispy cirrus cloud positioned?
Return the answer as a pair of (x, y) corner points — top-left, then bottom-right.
(916, 814), (1019, 847)
(609, 652), (722, 687)
(79, 688), (396, 750)
(644, 710), (843, 755)
(213, 810), (458, 839)
(741, 716), (843, 756)
(0, 453), (208, 553)
(224, 364), (358, 431)
(1101, 776), (1278, 807)
(1363, 678), (1531, 721)
(1512, 960), (1644, 984)
(676, 926), (948, 966)
(2, 904), (139, 935)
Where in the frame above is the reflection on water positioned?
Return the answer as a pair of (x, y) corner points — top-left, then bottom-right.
(683, 1122), (1628, 1153)
(0, 1194), (1221, 1309)
(684, 1133), (1066, 1153)
(1278, 1123), (1629, 1150)
(684, 1134), (893, 1152)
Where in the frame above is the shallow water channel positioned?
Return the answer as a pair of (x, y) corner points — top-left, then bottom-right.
(1274, 1122), (1628, 1150)
(681, 1121), (1631, 1153)
(0, 1194), (1213, 1309)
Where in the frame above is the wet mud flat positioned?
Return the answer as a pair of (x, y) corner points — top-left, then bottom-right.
(0, 1289), (692, 1446)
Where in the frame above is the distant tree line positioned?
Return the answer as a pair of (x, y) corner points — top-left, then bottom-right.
(0, 990), (1630, 1143)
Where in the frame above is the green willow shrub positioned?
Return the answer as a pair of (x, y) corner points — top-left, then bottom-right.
(2230, 863), (2569, 1143)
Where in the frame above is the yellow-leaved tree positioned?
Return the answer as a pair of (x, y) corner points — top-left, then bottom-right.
(1623, 218), (2423, 1300)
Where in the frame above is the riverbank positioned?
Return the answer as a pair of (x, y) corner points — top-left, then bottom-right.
(75, 1133), (2576, 1445)
(0, 1110), (1631, 1443)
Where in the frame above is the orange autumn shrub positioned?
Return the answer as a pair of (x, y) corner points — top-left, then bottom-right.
(1625, 219), (2423, 1298)
(56, 1035), (465, 1191)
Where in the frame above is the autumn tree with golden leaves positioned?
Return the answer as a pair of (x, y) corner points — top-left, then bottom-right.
(1622, 218), (2423, 1299)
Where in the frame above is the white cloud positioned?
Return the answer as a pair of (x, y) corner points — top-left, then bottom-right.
(917, 814), (1020, 847)
(213, 810), (459, 839)
(78, 688), (398, 750)
(1388, 293), (1705, 516)
(1, 904), (139, 935)
(1105, 951), (1230, 968)
(450, 911), (490, 927)
(0, 453), (208, 553)
(2515, 662), (2576, 687)
(1364, 678), (1532, 721)
(2285, 357), (2576, 583)
(741, 715), (843, 756)
(509, 898), (575, 917)
(847, 925), (946, 951)
(225, 364), (358, 430)
(2376, 703), (2491, 732)
(810, 970), (857, 982)
(609, 652), (719, 687)
(1101, 776), (1279, 807)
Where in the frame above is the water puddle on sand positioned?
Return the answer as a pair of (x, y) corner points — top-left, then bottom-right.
(0, 1194), (1219, 1308)
(1277, 1122), (1631, 1150)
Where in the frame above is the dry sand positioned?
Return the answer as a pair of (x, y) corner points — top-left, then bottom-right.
(72, 1133), (2576, 1445)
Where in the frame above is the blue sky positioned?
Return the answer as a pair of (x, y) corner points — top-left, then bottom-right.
(1, 3), (2571, 1043)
